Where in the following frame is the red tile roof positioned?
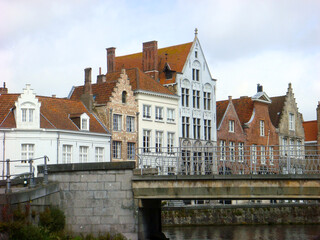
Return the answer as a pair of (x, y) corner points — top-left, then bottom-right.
(0, 94), (107, 134)
(216, 97), (254, 126)
(114, 42), (193, 83)
(70, 68), (175, 104)
(269, 96), (286, 128)
(303, 121), (318, 142)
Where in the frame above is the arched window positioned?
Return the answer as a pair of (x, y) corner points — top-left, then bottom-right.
(122, 91), (127, 104)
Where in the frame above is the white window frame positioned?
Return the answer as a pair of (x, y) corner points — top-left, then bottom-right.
(155, 106), (164, 121)
(155, 131), (163, 153)
(112, 141), (121, 159)
(181, 88), (189, 107)
(113, 114), (122, 131)
(62, 145), (72, 163)
(203, 92), (211, 110)
(192, 68), (200, 81)
(229, 120), (235, 133)
(143, 129), (151, 153)
(269, 146), (274, 165)
(251, 144), (257, 164)
(182, 116), (190, 138)
(127, 142), (135, 160)
(143, 105), (151, 119)
(21, 108), (34, 122)
(95, 147), (104, 162)
(261, 146), (266, 164)
(238, 142), (244, 162)
(167, 132), (175, 154)
(229, 141), (235, 161)
(193, 90), (200, 109)
(167, 108), (175, 123)
(21, 144), (34, 163)
(220, 140), (226, 161)
(193, 118), (201, 139)
(260, 120), (265, 136)
(289, 113), (295, 131)
(204, 119), (211, 141)
(126, 116), (135, 132)
(79, 146), (89, 163)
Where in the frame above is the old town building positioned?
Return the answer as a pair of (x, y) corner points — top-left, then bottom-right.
(0, 84), (111, 177)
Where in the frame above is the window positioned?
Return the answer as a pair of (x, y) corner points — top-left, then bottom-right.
(282, 137), (288, 156)
(182, 117), (190, 138)
(113, 114), (122, 131)
(195, 51), (198, 58)
(112, 141), (121, 159)
(167, 108), (175, 123)
(192, 68), (199, 81)
(143, 130), (151, 153)
(81, 118), (88, 130)
(95, 147), (104, 162)
(79, 146), (89, 163)
(229, 120), (235, 132)
(269, 146), (274, 164)
(229, 141), (235, 161)
(193, 118), (201, 139)
(289, 138), (295, 156)
(126, 116), (135, 132)
(238, 142), (244, 162)
(122, 91), (127, 104)
(21, 144), (34, 163)
(143, 105), (151, 119)
(203, 92), (211, 110)
(251, 145), (257, 164)
(22, 108), (34, 122)
(289, 113), (295, 131)
(155, 107), (163, 121)
(204, 119), (211, 140)
(193, 90), (200, 109)
(220, 140), (226, 160)
(260, 120), (265, 136)
(62, 145), (72, 163)
(167, 132), (174, 154)
(182, 88), (189, 107)
(155, 131), (163, 152)
(297, 140), (302, 157)
(127, 142), (135, 160)
(261, 146), (266, 164)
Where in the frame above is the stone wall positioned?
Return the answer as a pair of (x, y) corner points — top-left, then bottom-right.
(41, 162), (138, 240)
(162, 204), (320, 226)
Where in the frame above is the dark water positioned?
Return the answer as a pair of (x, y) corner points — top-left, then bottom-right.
(163, 225), (320, 240)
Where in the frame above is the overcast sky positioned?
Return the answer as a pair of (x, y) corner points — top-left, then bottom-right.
(1, 0), (319, 121)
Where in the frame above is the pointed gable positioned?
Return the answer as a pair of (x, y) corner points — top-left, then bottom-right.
(216, 100), (229, 128)
(232, 97), (254, 125)
(269, 96), (286, 128)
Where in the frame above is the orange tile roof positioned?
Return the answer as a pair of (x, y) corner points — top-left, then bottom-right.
(216, 100), (229, 127)
(303, 120), (318, 142)
(269, 96), (286, 128)
(231, 97), (254, 125)
(114, 42), (193, 81)
(70, 68), (175, 104)
(0, 94), (107, 133)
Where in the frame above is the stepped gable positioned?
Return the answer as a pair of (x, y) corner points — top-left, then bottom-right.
(70, 68), (175, 103)
(269, 96), (286, 128)
(303, 120), (317, 142)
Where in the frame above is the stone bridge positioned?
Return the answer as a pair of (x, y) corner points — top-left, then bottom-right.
(1, 162), (320, 240)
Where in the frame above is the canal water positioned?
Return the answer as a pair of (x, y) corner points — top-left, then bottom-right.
(163, 224), (320, 240)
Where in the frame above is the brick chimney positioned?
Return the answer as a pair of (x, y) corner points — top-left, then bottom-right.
(107, 47), (116, 73)
(0, 82), (8, 94)
(81, 68), (94, 111)
(142, 41), (159, 80)
(257, 84), (263, 92)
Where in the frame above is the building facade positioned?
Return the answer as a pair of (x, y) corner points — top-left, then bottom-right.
(0, 84), (111, 177)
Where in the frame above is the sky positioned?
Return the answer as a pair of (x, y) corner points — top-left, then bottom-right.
(0, 0), (319, 121)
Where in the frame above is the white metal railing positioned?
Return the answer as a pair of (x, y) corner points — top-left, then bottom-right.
(136, 145), (320, 175)
(0, 156), (49, 193)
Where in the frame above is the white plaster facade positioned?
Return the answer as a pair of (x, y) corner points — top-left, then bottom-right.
(0, 85), (111, 178)
(135, 90), (179, 174)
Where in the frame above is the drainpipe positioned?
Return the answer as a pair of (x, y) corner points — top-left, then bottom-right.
(2, 132), (5, 180)
(56, 132), (60, 163)
(110, 108), (113, 162)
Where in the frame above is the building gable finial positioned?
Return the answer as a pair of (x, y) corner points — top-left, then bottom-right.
(194, 28), (198, 37)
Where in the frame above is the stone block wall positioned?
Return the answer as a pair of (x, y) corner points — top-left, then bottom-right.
(43, 162), (138, 240)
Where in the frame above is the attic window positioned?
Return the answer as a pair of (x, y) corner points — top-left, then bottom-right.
(80, 113), (90, 131)
(122, 91), (127, 104)
(195, 51), (198, 58)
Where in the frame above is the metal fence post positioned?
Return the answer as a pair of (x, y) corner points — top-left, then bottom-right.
(5, 159), (11, 194)
(29, 160), (35, 188)
(44, 155), (48, 184)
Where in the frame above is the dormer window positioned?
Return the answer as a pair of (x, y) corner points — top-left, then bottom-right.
(80, 113), (90, 131)
(22, 108), (34, 122)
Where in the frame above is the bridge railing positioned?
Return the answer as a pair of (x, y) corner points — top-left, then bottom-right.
(0, 156), (49, 193)
(136, 144), (320, 175)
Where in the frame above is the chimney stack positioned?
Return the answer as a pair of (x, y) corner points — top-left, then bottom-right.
(107, 47), (116, 73)
(257, 84), (263, 93)
(84, 68), (92, 95)
(0, 82), (8, 94)
(142, 41), (159, 80)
